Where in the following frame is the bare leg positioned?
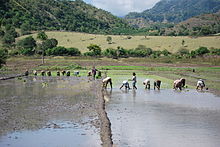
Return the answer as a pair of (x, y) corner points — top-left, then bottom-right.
(120, 84), (124, 89)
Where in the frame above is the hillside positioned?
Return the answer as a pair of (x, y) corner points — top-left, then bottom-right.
(165, 11), (220, 36)
(18, 31), (220, 53)
(125, 0), (220, 27)
(0, 0), (132, 34)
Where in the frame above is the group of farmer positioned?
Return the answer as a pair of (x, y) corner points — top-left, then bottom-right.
(28, 67), (207, 91)
(102, 73), (207, 91)
(31, 70), (79, 77)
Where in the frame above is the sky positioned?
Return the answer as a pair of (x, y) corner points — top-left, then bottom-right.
(83, 0), (161, 16)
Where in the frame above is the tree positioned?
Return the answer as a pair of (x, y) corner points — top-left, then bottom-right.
(17, 36), (36, 49)
(39, 38), (58, 51)
(87, 44), (101, 56)
(0, 48), (8, 68)
(37, 31), (48, 41)
(116, 46), (128, 57)
(37, 31), (49, 64)
(2, 33), (15, 45)
(0, 29), (5, 37)
(20, 22), (32, 35)
(17, 36), (36, 55)
(103, 48), (117, 58)
(195, 47), (209, 56)
(106, 36), (112, 44)
(177, 48), (189, 56)
(67, 48), (81, 56)
(162, 49), (171, 56)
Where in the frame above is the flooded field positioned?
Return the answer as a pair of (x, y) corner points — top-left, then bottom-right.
(0, 76), (101, 147)
(107, 81), (220, 147)
(0, 74), (220, 147)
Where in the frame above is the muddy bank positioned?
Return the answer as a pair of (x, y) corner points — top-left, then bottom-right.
(94, 82), (113, 147)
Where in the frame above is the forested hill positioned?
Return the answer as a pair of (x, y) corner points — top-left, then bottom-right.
(0, 0), (132, 34)
(125, 0), (220, 24)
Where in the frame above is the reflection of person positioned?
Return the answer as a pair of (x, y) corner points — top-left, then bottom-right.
(154, 80), (161, 90)
(120, 80), (130, 90)
(143, 79), (150, 89)
(92, 66), (97, 80)
(103, 89), (112, 102)
(196, 79), (206, 90)
(131, 72), (137, 90)
(103, 77), (112, 89)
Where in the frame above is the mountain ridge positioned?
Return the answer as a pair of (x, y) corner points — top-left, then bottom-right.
(125, 0), (220, 24)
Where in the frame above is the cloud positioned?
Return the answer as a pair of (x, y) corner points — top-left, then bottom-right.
(89, 0), (160, 16)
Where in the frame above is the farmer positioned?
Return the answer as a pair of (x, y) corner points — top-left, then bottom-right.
(92, 66), (97, 80)
(57, 71), (60, 76)
(103, 77), (112, 89)
(61, 70), (66, 76)
(47, 71), (51, 76)
(143, 79), (150, 89)
(131, 72), (137, 90)
(87, 71), (92, 77)
(154, 80), (161, 90)
(24, 69), (29, 76)
(173, 78), (185, 90)
(41, 70), (45, 76)
(66, 70), (70, 76)
(196, 79), (206, 90)
(120, 80), (130, 90)
(33, 70), (37, 76)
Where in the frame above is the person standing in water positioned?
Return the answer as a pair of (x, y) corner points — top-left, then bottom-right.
(92, 66), (97, 80)
(131, 72), (137, 90)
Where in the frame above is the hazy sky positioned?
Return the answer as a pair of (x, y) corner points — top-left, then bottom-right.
(83, 0), (161, 16)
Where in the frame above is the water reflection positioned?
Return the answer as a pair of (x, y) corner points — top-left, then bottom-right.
(0, 76), (100, 146)
(107, 88), (220, 147)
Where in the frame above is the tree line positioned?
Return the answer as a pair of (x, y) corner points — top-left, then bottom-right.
(1, 30), (220, 68)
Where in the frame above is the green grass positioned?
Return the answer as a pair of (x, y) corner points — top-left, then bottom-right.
(17, 31), (220, 53)
(98, 65), (220, 72)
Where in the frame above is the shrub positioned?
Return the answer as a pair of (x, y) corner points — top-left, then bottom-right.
(152, 50), (162, 58)
(67, 47), (81, 56)
(116, 46), (128, 57)
(190, 50), (196, 58)
(209, 48), (220, 56)
(127, 45), (152, 57)
(87, 44), (102, 56)
(46, 46), (68, 56)
(0, 48), (8, 68)
(195, 47), (209, 56)
(17, 36), (36, 50)
(46, 46), (81, 56)
(162, 49), (171, 56)
(20, 48), (35, 56)
(176, 48), (190, 56)
(103, 48), (117, 58)
(9, 49), (19, 56)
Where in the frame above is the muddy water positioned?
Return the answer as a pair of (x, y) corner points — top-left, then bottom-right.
(0, 77), (101, 147)
(107, 83), (220, 147)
